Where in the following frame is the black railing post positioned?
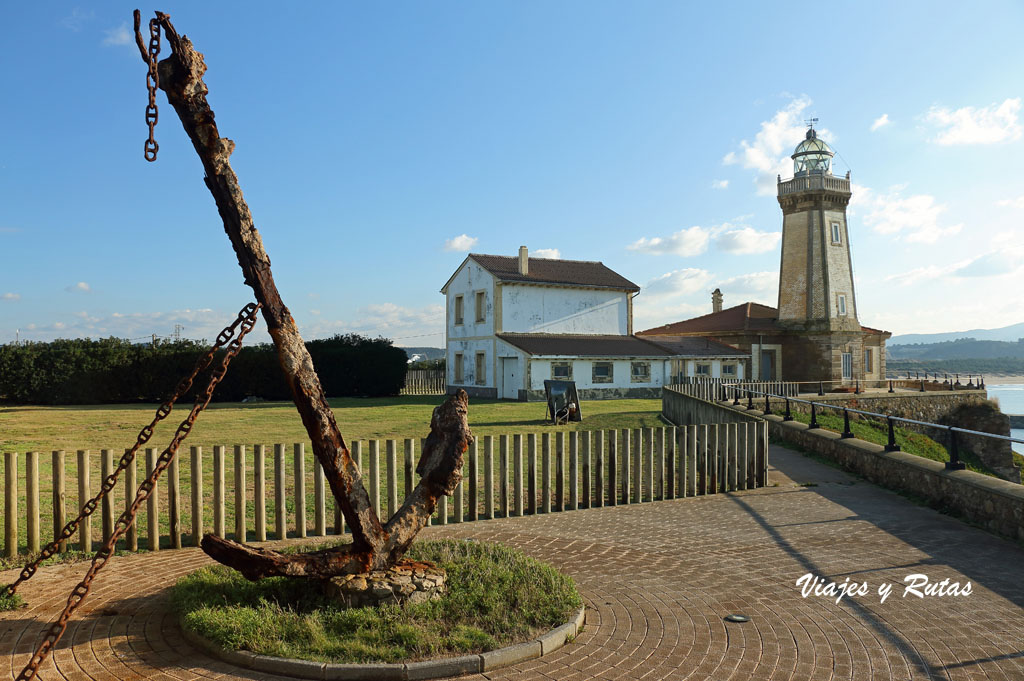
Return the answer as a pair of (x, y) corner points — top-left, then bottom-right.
(818, 381), (824, 396)
(733, 386), (741, 406)
(783, 398), (793, 421)
(764, 393), (771, 415)
(808, 402), (819, 429)
(841, 408), (854, 439)
(747, 389), (754, 410)
(980, 375), (986, 388)
(945, 428), (965, 470)
(954, 373), (961, 386)
(888, 380), (895, 393)
(884, 417), (900, 452)
(919, 380), (926, 393)
(854, 379), (860, 395)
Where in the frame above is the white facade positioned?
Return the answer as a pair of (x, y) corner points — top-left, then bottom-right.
(500, 286), (628, 335)
(528, 357), (671, 392)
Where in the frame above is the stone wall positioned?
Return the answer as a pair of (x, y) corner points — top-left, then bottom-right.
(662, 387), (764, 426)
(754, 410), (1024, 543)
(766, 390), (1019, 483)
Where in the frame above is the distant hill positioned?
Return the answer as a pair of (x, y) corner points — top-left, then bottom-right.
(887, 338), (1024, 360)
(890, 321), (1024, 345)
(399, 346), (445, 361)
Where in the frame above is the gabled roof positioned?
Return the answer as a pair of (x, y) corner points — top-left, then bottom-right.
(496, 333), (672, 357)
(641, 335), (749, 358)
(639, 302), (780, 335)
(467, 254), (639, 291)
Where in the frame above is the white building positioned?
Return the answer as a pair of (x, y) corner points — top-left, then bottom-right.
(441, 247), (747, 400)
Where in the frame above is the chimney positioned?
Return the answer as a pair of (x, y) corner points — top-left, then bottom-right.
(712, 288), (723, 313)
(518, 245), (529, 275)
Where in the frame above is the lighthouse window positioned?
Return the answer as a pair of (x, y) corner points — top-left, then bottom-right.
(831, 222), (842, 244)
(837, 294), (847, 316)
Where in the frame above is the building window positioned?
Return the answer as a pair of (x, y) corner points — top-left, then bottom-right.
(831, 221), (842, 244)
(552, 362), (572, 380)
(592, 362), (613, 384)
(695, 363), (711, 376)
(475, 291), (486, 323)
(865, 348), (873, 373)
(837, 294), (847, 316)
(454, 353), (463, 383)
(842, 352), (852, 379)
(630, 361), (650, 383)
(454, 295), (464, 325)
(475, 352), (486, 385)
(721, 363), (736, 376)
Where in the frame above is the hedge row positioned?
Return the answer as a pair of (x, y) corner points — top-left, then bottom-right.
(0, 334), (408, 405)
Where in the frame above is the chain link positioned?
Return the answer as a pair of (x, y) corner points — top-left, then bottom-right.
(15, 302), (260, 681)
(3, 302), (260, 599)
(144, 18), (161, 161)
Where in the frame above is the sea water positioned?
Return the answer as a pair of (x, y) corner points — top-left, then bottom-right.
(986, 384), (1024, 455)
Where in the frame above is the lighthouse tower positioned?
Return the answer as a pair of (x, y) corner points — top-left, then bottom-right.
(776, 124), (863, 382)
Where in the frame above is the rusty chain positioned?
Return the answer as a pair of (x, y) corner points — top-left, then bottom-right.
(4, 302), (260, 598)
(144, 17), (161, 161)
(15, 302), (261, 681)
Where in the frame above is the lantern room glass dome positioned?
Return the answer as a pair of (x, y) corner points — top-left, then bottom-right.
(792, 128), (833, 176)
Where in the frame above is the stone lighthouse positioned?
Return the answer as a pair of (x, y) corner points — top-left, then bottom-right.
(776, 125), (864, 382)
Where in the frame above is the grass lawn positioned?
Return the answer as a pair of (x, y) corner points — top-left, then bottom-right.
(172, 538), (581, 663)
(0, 396), (663, 558)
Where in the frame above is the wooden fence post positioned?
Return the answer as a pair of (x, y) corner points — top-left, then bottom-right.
(190, 446), (203, 547)
(168, 448), (182, 549)
(527, 433), (537, 515)
(621, 429), (631, 505)
(294, 443), (307, 538)
(274, 444), (286, 540)
(555, 431), (565, 511)
(314, 450), (327, 537)
(145, 447), (159, 551)
(386, 439), (398, 520)
(254, 444), (266, 542)
(643, 428), (653, 502)
(368, 440), (380, 515)
(453, 450), (463, 524)
(77, 449), (91, 553)
(695, 425), (706, 496)
(541, 433), (551, 513)
(569, 431), (578, 511)
(595, 430), (605, 508)
(4, 452), (17, 558)
(607, 430), (617, 507)
(513, 434), (523, 517)
(125, 447), (137, 551)
(655, 427), (665, 500)
(499, 434), (509, 518)
(467, 439), (478, 522)
(213, 445), (226, 537)
(26, 451), (40, 555)
(53, 450), (67, 552)
(581, 431), (591, 509)
(484, 435), (494, 520)
(403, 439), (414, 504)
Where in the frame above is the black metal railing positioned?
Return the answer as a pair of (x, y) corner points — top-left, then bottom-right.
(715, 384), (1021, 472)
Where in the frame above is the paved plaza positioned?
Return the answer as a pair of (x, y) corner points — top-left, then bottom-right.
(3, 444), (1023, 680)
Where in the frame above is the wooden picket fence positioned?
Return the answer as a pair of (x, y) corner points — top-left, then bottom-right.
(400, 369), (445, 395)
(2, 425), (767, 558)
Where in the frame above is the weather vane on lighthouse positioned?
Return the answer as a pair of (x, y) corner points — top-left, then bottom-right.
(805, 117), (819, 129)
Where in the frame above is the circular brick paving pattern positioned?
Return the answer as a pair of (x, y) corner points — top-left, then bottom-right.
(3, 445), (1023, 680)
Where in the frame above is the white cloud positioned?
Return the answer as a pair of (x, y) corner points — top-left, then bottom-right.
(953, 246), (1024, 277)
(302, 303), (444, 343)
(532, 248), (561, 259)
(643, 268), (713, 299)
(884, 265), (948, 286)
(870, 114), (890, 131)
(925, 98), (1022, 145)
(628, 225), (710, 256)
(715, 271), (778, 297)
(858, 187), (962, 244)
(2, 292), (20, 301)
(725, 96), (822, 195)
(102, 23), (131, 46)
(714, 225), (781, 255)
(996, 195), (1024, 210)
(61, 8), (94, 31)
(711, 179), (729, 190)
(65, 281), (91, 293)
(443, 234), (478, 252)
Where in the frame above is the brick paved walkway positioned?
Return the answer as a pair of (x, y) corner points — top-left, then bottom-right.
(3, 445), (1023, 680)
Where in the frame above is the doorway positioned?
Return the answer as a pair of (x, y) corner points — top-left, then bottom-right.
(501, 358), (519, 400)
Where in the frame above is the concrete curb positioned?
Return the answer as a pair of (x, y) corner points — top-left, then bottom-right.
(181, 604), (585, 680)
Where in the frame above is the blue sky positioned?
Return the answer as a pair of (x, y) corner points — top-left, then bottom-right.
(3, 2), (1023, 347)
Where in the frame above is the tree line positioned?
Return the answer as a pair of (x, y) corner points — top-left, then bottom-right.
(0, 334), (408, 405)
